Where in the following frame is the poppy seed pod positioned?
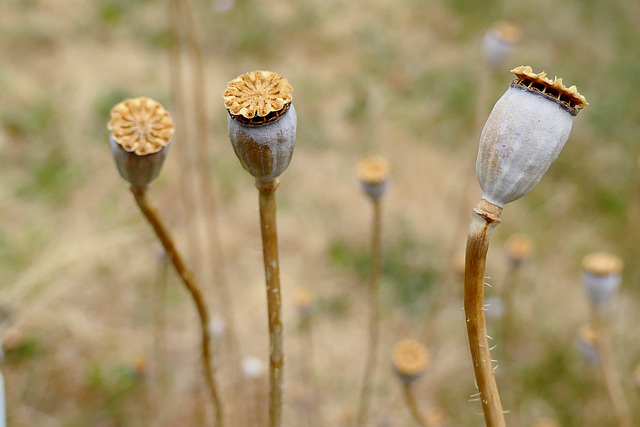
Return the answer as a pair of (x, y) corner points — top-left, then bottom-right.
(476, 66), (588, 208)
(108, 97), (174, 188)
(358, 156), (390, 200)
(581, 252), (623, 307)
(391, 339), (429, 385)
(482, 21), (522, 68)
(224, 70), (296, 183)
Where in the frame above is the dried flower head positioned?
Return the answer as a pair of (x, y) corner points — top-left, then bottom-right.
(358, 156), (390, 200)
(483, 21), (522, 67)
(108, 97), (173, 188)
(505, 233), (535, 264)
(476, 66), (588, 208)
(392, 339), (429, 384)
(225, 71), (297, 183)
(108, 97), (174, 155)
(224, 70), (293, 124)
(581, 252), (623, 306)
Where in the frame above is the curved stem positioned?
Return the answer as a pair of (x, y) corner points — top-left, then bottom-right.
(131, 186), (224, 427)
(257, 180), (284, 427)
(464, 201), (504, 427)
(591, 307), (631, 427)
(402, 383), (430, 427)
(356, 199), (382, 427)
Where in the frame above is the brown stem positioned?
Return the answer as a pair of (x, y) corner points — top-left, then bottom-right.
(131, 186), (224, 427)
(464, 199), (505, 427)
(402, 383), (431, 427)
(591, 307), (632, 427)
(356, 199), (382, 427)
(257, 179), (284, 427)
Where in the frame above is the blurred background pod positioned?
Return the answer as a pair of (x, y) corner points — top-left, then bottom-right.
(476, 66), (588, 208)
(482, 21), (522, 68)
(224, 70), (297, 183)
(358, 156), (390, 201)
(575, 324), (600, 366)
(581, 252), (623, 307)
(391, 339), (429, 385)
(107, 97), (174, 188)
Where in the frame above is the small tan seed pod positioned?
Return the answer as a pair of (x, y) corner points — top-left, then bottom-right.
(392, 339), (429, 384)
(108, 97), (174, 188)
(505, 233), (535, 266)
(482, 21), (522, 67)
(224, 70), (296, 183)
(358, 156), (390, 200)
(575, 324), (600, 365)
(581, 252), (623, 307)
(476, 66), (588, 208)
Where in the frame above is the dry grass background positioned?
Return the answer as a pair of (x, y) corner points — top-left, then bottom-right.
(1, 0), (640, 426)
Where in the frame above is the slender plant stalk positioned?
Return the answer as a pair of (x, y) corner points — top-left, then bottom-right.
(402, 383), (431, 427)
(464, 202), (505, 427)
(180, 2), (245, 423)
(591, 307), (631, 427)
(257, 180), (285, 427)
(356, 199), (382, 427)
(131, 186), (224, 427)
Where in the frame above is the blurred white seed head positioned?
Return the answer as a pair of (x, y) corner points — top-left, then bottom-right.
(581, 252), (623, 307)
(476, 66), (587, 208)
(358, 156), (390, 201)
(242, 355), (266, 379)
(209, 315), (227, 340)
(482, 21), (522, 68)
(224, 71), (297, 183)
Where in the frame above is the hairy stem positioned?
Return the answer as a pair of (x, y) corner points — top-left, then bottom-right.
(131, 186), (224, 426)
(257, 180), (284, 427)
(464, 200), (504, 427)
(356, 199), (382, 427)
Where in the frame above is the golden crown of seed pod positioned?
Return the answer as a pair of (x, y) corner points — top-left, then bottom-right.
(511, 66), (588, 115)
(108, 97), (174, 155)
(505, 233), (535, 263)
(490, 21), (522, 44)
(225, 70), (297, 183)
(358, 156), (390, 200)
(224, 70), (293, 123)
(582, 252), (623, 276)
(358, 157), (390, 184)
(392, 339), (429, 384)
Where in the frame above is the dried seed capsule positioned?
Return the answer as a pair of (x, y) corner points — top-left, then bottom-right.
(482, 21), (522, 68)
(505, 233), (535, 266)
(358, 156), (390, 201)
(476, 66), (588, 208)
(575, 324), (600, 365)
(581, 252), (623, 307)
(107, 97), (174, 188)
(391, 339), (429, 384)
(224, 70), (296, 183)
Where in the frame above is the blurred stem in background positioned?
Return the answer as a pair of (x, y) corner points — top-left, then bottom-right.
(355, 157), (389, 427)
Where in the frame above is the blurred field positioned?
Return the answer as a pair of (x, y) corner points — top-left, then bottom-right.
(1, 0), (640, 426)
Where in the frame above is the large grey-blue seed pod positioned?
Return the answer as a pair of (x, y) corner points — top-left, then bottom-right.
(224, 70), (297, 183)
(476, 66), (588, 208)
(107, 97), (174, 188)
